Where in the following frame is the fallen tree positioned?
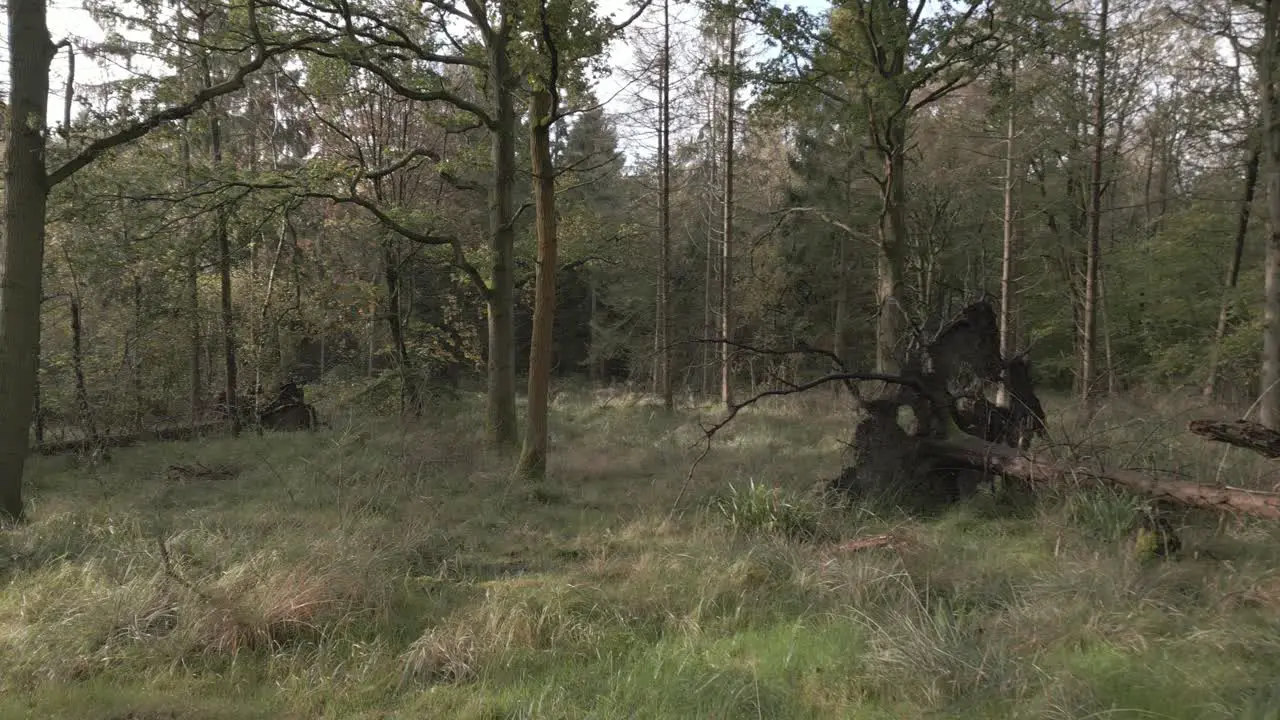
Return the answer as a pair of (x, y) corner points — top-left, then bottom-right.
(921, 434), (1280, 520)
(683, 297), (1280, 521)
(1188, 419), (1280, 459)
(36, 422), (226, 456)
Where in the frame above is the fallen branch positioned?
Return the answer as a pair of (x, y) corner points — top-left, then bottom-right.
(922, 434), (1280, 520)
(830, 534), (893, 553)
(1188, 419), (1280, 459)
(36, 422), (225, 456)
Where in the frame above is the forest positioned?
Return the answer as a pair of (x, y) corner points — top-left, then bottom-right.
(6, 0), (1280, 716)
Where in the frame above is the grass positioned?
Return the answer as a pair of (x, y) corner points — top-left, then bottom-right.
(4, 384), (1280, 718)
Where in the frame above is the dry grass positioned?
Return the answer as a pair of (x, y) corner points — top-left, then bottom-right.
(2, 383), (1280, 718)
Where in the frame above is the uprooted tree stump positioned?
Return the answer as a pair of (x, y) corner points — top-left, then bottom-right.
(828, 298), (1048, 511)
(689, 299), (1280, 521)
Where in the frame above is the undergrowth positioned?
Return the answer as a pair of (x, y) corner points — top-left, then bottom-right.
(2, 385), (1280, 718)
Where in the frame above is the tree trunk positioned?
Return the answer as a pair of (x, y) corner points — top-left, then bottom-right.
(920, 434), (1280, 520)
(131, 276), (144, 433)
(486, 16), (519, 446)
(0, 0), (55, 522)
(514, 87), (558, 481)
(69, 295), (98, 447)
(997, 65), (1018, 408)
(1205, 147), (1259, 401)
(1189, 418), (1280, 458)
(588, 274), (600, 385)
(182, 119), (203, 425)
(1263, 0), (1280, 429)
(702, 66), (720, 399)
(210, 100), (240, 436)
(876, 122), (910, 376)
(721, 13), (738, 410)
(833, 230), (849, 366)
(657, 0), (674, 411)
(383, 245), (422, 416)
(1080, 0), (1108, 410)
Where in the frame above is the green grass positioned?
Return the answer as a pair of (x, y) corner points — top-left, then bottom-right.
(4, 386), (1280, 718)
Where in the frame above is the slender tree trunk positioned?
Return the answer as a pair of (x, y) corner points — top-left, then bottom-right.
(876, 124), (909, 375)
(33, 375), (44, 446)
(210, 100), (240, 435)
(1206, 147), (1260, 400)
(0, 0), (55, 521)
(68, 293), (98, 447)
(588, 274), (600, 385)
(486, 16), (519, 446)
(1081, 0), (1109, 411)
(721, 14), (738, 410)
(515, 87), (558, 480)
(181, 119), (203, 425)
(187, 259), (202, 422)
(833, 231), (849, 365)
(383, 245), (422, 416)
(1263, 0), (1280, 428)
(131, 277), (144, 432)
(1100, 266), (1116, 393)
(1143, 128), (1157, 234)
(702, 67), (720, 399)
(657, 0), (674, 411)
(997, 62), (1018, 408)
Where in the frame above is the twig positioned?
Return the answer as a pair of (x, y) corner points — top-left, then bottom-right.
(678, 337), (861, 400)
(670, 370), (923, 514)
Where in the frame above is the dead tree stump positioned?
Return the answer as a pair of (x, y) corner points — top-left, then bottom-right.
(827, 298), (1048, 511)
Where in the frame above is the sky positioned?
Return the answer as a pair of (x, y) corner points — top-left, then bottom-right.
(2, 0), (832, 163)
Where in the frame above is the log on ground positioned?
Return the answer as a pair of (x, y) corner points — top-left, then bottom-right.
(35, 422), (226, 456)
(1187, 419), (1280, 459)
(920, 434), (1280, 520)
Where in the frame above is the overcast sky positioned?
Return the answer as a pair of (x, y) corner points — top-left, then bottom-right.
(4, 0), (830, 164)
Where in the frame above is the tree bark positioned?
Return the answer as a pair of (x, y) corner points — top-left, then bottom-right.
(721, 13), (738, 410)
(833, 229), (849, 366)
(383, 245), (423, 416)
(657, 0), (674, 411)
(486, 13), (520, 446)
(997, 62), (1018, 408)
(1188, 418), (1280, 458)
(181, 118), (203, 425)
(876, 122), (909, 375)
(1081, 0), (1109, 410)
(514, 87), (558, 481)
(209, 98), (240, 436)
(1262, 0), (1280, 429)
(921, 434), (1280, 520)
(68, 287), (98, 449)
(0, 0), (55, 522)
(1205, 147), (1260, 401)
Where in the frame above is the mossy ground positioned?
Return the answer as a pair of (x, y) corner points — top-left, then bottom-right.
(4, 385), (1280, 719)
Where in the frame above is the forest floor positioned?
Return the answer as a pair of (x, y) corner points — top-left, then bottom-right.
(4, 385), (1280, 719)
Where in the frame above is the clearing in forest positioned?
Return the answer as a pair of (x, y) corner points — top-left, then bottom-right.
(2, 388), (1280, 719)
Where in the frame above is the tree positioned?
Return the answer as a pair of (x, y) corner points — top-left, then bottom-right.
(657, 0), (675, 411)
(0, 0), (325, 521)
(1263, 0), (1280, 428)
(756, 0), (1001, 374)
(720, 6), (739, 408)
(1080, 0), (1110, 409)
(1, 0), (58, 521)
(513, 1), (565, 480)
